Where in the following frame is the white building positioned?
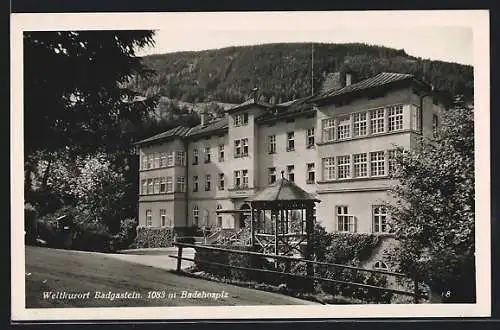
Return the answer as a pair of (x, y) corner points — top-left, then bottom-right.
(135, 72), (445, 237)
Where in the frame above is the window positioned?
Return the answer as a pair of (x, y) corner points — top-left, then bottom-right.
(411, 106), (422, 132)
(323, 157), (335, 181)
(218, 144), (224, 162)
(193, 205), (199, 227)
(166, 152), (173, 166)
(353, 112), (367, 137)
(147, 179), (153, 194)
(192, 148), (199, 165)
(242, 138), (249, 156)
(388, 105), (403, 131)
(370, 108), (385, 134)
(322, 118), (335, 142)
(176, 176), (185, 192)
(160, 177), (166, 193)
(353, 153), (368, 178)
(192, 176), (198, 192)
(268, 135), (276, 153)
(337, 155), (350, 179)
(204, 147), (211, 163)
(268, 167), (276, 184)
(154, 153), (160, 168)
(153, 178), (160, 194)
(312, 206), (316, 222)
(306, 163), (315, 184)
(370, 151), (385, 177)
(203, 210), (209, 227)
(306, 128), (315, 148)
(373, 206), (388, 233)
(146, 209), (152, 227)
(141, 155), (147, 169)
(337, 116), (351, 140)
(205, 174), (211, 191)
(147, 154), (153, 169)
(287, 165), (295, 182)
(234, 113), (248, 126)
(175, 151), (185, 166)
(234, 170), (241, 188)
(374, 261), (388, 270)
(160, 152), (167, 167)
(166, 177), (173, 192)
(141, 180), (147, 194)
(160, 209), (167, 227)
(432, 114), (439, 137)
(287, 132), (295, 151)
(388, 150), (397, 175)
(218, 173), (225, 190)
(234, 114), (241, 126)
(234, 139), (248, 157)
(336, 206), (356, 232)
(234, 140), (241, 157)
(242, 170), (249, 188)
(217, 204), (223, 227)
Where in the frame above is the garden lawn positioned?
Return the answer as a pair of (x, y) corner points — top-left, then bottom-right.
(24, 246), (315, 308)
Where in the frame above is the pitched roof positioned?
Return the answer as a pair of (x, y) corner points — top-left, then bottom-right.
(248, 175), (320, 203)
(255, 95), (316, 123)
(186, 116), (228, 138)
(225, 98), (273, 113)
(134, 126), (190, 145)
(312, 72), (416, 102)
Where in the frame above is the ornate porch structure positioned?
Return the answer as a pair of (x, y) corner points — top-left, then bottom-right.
(247, 171), (320, 262)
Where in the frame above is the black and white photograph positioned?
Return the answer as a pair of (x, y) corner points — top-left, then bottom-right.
(11, 10), (490, 320)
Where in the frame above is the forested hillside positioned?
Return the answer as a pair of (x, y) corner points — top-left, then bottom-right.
(130, 42), (474, 105)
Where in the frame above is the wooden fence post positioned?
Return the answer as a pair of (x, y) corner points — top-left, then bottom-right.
(176, 246), (183, 272)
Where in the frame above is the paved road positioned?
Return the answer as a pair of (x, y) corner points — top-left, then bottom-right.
(25, 246), (316, 308)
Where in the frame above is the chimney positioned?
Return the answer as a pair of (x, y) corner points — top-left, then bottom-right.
(345, 72), (352, 87)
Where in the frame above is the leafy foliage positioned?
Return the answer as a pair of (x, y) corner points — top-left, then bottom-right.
(24, 30), (158, 156)
(311, 224), (380, 263)
(130, 42), (473, 105)
(133, 226), (174, 248)
(387, 97), (475, 302)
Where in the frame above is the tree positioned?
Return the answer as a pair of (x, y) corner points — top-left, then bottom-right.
(387, 97), (475, 302)
(24, 30), (158, 209)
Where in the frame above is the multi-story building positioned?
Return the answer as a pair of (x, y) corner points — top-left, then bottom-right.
(135, 71), (446, 236)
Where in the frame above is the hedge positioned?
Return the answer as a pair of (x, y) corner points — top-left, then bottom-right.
(133, 226), (174, 248)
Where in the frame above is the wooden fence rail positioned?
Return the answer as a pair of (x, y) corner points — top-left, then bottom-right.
(171, 242), (423, 303)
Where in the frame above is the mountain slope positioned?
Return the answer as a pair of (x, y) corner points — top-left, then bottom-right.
(131, 42), (473, 105)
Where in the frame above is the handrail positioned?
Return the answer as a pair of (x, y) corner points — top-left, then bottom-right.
(173, 242), (408, 278)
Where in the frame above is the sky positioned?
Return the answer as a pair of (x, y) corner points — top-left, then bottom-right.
(135, 12), (475, 66)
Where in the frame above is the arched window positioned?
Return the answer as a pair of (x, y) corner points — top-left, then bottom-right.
(192, 205), (199, 227)
(203, 209), (209, 227)
(374, 261), (388, 270)
(216, 204), (223, 227)
(239, 203), (251, 228)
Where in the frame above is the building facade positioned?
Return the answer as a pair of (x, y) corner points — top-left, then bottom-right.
(135, 72), (445, 235)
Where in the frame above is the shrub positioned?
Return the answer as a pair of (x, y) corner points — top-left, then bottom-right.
(112, 218), (138, 250)
(193, 244), (277, 283)
(37, 206), (77, 248)
(134, 226), (174, 248)
(71, 220), (112, 252)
